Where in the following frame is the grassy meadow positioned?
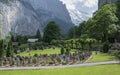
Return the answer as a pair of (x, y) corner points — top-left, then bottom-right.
(0, 64), (120, 75)
(88, 52), (116, 62)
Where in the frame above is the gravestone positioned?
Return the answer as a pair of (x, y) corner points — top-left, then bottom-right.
(0, 58), (3, 66)
(16, 57), (20, 66)
(8, 57), (12, 66)
(3, 57), (8, 66)
(10, 58), (15, 66)
(66, 56), (70, 64)
(56, 54), (61, 64)
(40, 55), (44, 65)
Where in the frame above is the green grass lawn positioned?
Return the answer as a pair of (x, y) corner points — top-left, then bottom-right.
(88, 52), (116, 62)
(0, 64), (120, 75)
(19, 48), (61, 56)
(19, 48), (77, 56)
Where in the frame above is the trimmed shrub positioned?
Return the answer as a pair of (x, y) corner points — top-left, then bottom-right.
(61, 47), (65, 54)
(112, 50), (120, 59)
(102, 41), (110, 53)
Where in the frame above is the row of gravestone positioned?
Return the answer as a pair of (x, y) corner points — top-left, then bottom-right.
(109, 30), (120, 52)
(0, 52), (92, 67)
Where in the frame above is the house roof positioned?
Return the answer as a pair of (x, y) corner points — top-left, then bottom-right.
(27, 38), (38, 42)
(12, 42), (19, 46)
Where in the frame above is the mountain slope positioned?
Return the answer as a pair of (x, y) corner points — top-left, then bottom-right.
(24, 0), (74, 32)
(69, 9), (90, 25)
(0, 0), (74, 39)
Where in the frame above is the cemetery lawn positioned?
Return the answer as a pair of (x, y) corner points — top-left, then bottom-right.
(19, 48), (61, 56)
(88, 52), (116, 62)
(0, 64), (120, 75)
(19, 47), (77, 56)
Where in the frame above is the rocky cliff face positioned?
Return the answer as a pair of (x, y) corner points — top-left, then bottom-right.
(0, 0), (43, 38)
(0, 0), (74, 39)
(98, 0), (120, 8)
(24, 0), (74, 32)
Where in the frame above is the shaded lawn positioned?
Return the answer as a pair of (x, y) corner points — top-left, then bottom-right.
(0, 64), (120, 75)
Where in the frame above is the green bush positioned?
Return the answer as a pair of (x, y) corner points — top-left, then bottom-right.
(112, 50), (120, 59)
(102, 41), (110, 53)
(34, 53), (38, 57)
(66, 48), (70, 54)
(61, 47), (65, 54)
(18, 44), (29, 49)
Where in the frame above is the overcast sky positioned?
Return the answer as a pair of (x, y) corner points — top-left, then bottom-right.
(60, 0), (98, 17)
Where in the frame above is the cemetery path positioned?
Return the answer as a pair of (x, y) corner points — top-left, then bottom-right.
(0, 60), (119, 70)
(83, 55), (93, 63)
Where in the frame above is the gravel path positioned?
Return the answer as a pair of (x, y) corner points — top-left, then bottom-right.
(0, 60), (119, 70)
